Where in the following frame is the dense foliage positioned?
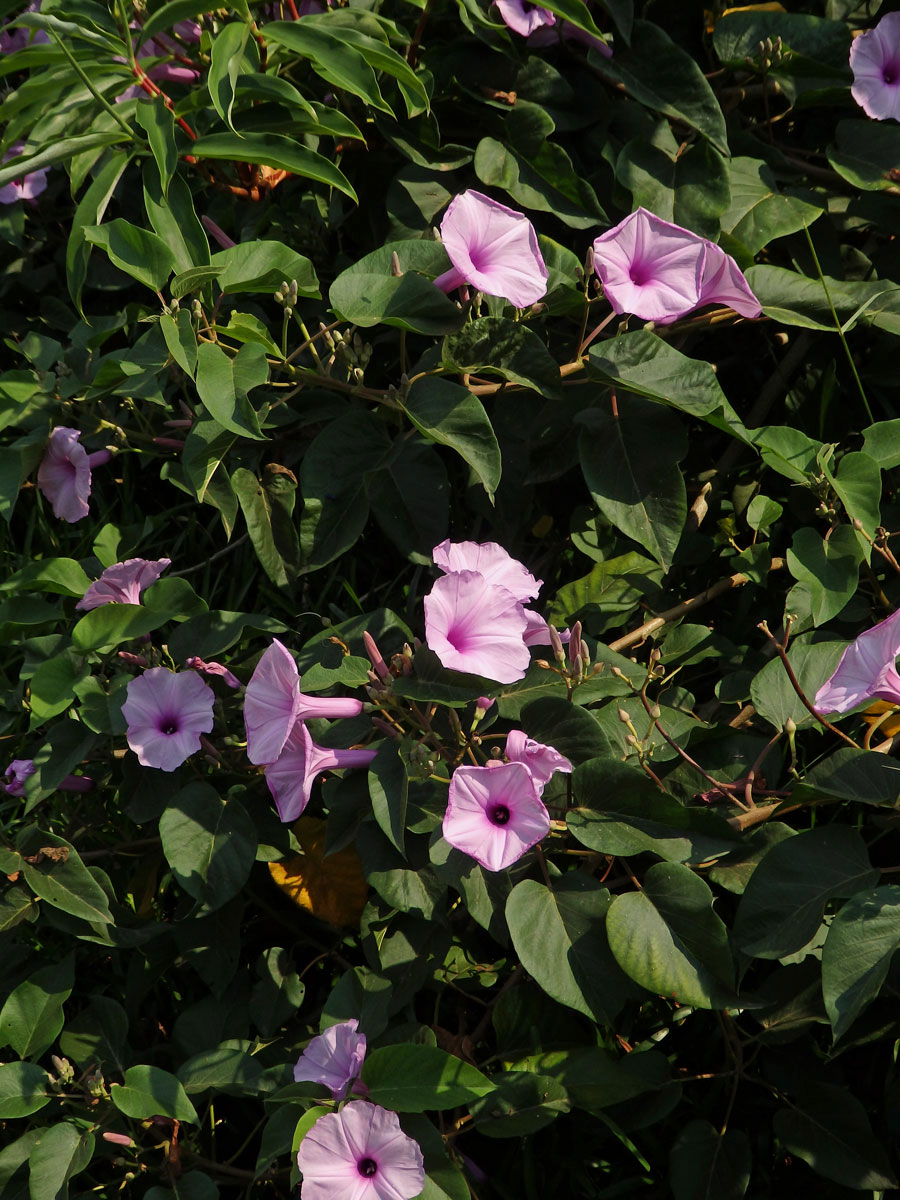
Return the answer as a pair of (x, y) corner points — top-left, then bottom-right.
(6, 0), (900, 1197)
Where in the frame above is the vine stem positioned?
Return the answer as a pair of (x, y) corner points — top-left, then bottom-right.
(51, 32), (137, 139)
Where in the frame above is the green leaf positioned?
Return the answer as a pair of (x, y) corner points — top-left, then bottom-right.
(195, 342), (267, 440)
(83, 219), (177, 292)
(733, 826), (879, 959)
(143, 161), (210, 276)
(821, 886), (900, 1042)
(232, 467), (301, 587)
(0, 558), (91, 597)
(750, 633), (844, 730)
(506, 877), (637, 1024)
(578, 397), (687, 571)
(773, 1085), (897, 1190)
(211, 240), (319, 297)
(0, 133), (130, 190)
(616, 134), (730, 241)
(670, 1120), (751, 1200)
(400, 376), (501, 499)
(829, 119), (900, 191)
(0, 955), (73, 1060)
(66, 152), (129, 315)
(713, 9), (850, 66)
(110, 1064), (199, 1123)
(796, 747), (900, 808)
(158, 783), (257, 912)
(249, 948), (306, 1038)
(786, 525), (863, 625)
(190, 131), (357, 200)
(177, 1045), (266, 1095)
(330, 241), (464, 335)
(721, 157), (824, 256)
(161, 309), (198, 377)
(18, 828), (113, 925)
(71, 603), (172, 652)
(135, 99), (177, 196)
(29, 653), (89, 726)
(469, 1071), (570, 1138)
(588, 333), (748, 441)
(367, 440), (448, 561)
(825, 450), (882, 542)
(862, 418), (900, 469)
(27, 1122), (94, 1200)
(745, 265), (900, 333)
(442, 318), (561, 396)
(547, 552), (663, 635)
(360, 1044), (495, 1112)
(569, 759), (740, 865)
(473, 136), (606, 231)
(368, 744), (408, 855)
(0, 1061), (51, 1118)
(595, 20), (728, 154)
(208, 22), (251, 132)
(145, 1173), (220, 1200)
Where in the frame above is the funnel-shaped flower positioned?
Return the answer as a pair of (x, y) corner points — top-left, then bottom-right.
(122, 668), (215, 771)
(506, 730), (572, 790)
(814, 608), (900, 714)
(851, 12), (900, 122)
(432, 538), (541, 603)
(297, 1101), (424, 1200)
(77, 557), (171, 611)
(444, 761), (550, 871)
(0, 142), (48, 205)
(4, 758), (35, 797)
(37, 427), (110, 523)
(494, 0), (555, 37)
(265, 720), (376, 823)
(434, 190), (549, 308)
(698, 243), (762, 319)
(244, 640), (364, 765)
(424, 570), (531, 683)
(294, 1019), (367, 1100)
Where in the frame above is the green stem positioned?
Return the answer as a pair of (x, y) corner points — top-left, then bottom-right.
(51, 32), (137, 139)
(803, 224), (874, 424)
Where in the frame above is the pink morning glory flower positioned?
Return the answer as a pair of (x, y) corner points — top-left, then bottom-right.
(4, 758), (36, 797)
(494, 0), (555, 38)
(186, 656), (242, 689)
(444, 761), (550, 871)
(244, 639), (364, 765)
(37, 427), (110, 523)
(424, 570), (531, 684)
(0, 142), (48, 205)
(265, 720), (377, 823)
(505, 729), (572, 790)
(434, 190), (549, 308)
(76, 558), (171, 611)
(814, 608), (900, 714)
(592, 208), (760, 324)
(121, 668), (215, 772)
(850, 12), (900, 122)
(293, 1019), (367, 1100)
(432, 538), (541, 603)
(297, 1101), (425, 1200)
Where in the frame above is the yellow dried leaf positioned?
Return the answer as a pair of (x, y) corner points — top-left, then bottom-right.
(268, 816), (369, 928)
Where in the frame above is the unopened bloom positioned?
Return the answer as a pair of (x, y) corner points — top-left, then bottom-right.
(434, 190), (549, 308)
(294, 1019), (367, 1099)
(506, 730), (572, 790)
(424, 570), (531, 683)
(244, 640), (365, 765)
(850, 12), (900, 122)
(186, 657), (241, 689)
(121, 668), (215, 771)
(444, 761), (550, 871)
(0, 141), (48, 205)
(37, 428), (110, 523)
(433, 538), (541, 602)
(297, 1101), (424, 1200)
(77, 558), (171, 611)
(494, 0), (555, 37)
(4, 759), (35, 796)
(592, 208), (760, 324)
(265, 720), (377, 823)
(814, 608), (900, 714)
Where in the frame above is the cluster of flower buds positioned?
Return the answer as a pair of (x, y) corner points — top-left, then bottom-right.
(315, 324), (372, 382)
(755, 35), (783, 71)
(275, 278), (300, 317)
(161, 297), (181, 318)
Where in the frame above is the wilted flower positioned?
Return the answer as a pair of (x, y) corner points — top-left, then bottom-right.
(433, 538), (541, 603)
(76, 558), (171, 611)
(0, 141), (48, 205)
(592, 208), (760, 323)
(814, 608), (900, 714)
(244, 639), (365, 765)
(444, 761), (550, 871)
(37, 427), (110, 523)
(4, 759), (36, 796)
(434, 190), (549, 308)
(505, 729), (573, 789)
(186, 657), (241, 689)
(850, 12), (900, 122)
(424, 570), (531, 684)
(297, 1101), (425, 1200)
(294, 1019), (367, 1099)
(494, 0), (555, 37)
(265, 720), (377, 823)
(121, 668), (215, 772)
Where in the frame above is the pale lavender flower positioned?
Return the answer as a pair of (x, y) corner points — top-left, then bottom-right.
(264, 720), (376, 823)
(814, 608), (900, 714)
(244, 639), (364, 765)
(850, 12), (900, 122)
(505, 730), (572, 790)
(293, 1019), (367, 1100)
(494, 0), (555, 38)
(424, 570), (531, 683)
(432, 538), (541, 603)
(76, 558), (171, 611)
(434, 190), (549, 308)
(697, 242), (762, 319)
(297, 1101), (425, 1200)
(0, 2), (49, 53)
(4, 759), (35, 797)
(0, 142), (48, 205)
(121, 668), (215, 771)
(186, 657), (241, 689)
(37, 428), (110, 523)
(444, 761), (550, 871)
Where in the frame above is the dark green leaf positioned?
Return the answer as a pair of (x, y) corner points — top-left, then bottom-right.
(0, 955), (73, 1060)
(442, 318), (561, 397)
(83, 218), (176, 292)
(773, 1085), (896, 1190)
(158, 783), (257, 912)
(191, 132), (356, 200)
(822, 886), (900, 1041)
(361, 1044), (495, 1111)
(195, 342), (267, 440)
(670, 1120), (751, 1200)
(110, 1064), (199, 1122)
(400, 376), (501, 499)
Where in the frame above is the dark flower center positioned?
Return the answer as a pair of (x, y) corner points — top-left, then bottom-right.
(489, 804), (511, 825)
(159, 717), (180, 736)
(357, 1158), (378, 1178)
(629, 262), (650, 286)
